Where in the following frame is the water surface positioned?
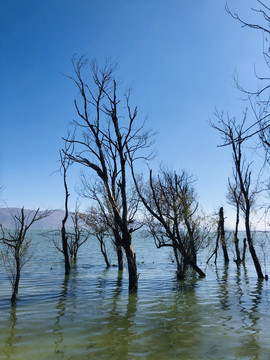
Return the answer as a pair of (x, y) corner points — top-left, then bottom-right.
(0, 231), (270, 359)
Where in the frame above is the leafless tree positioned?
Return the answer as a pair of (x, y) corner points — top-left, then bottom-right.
(59, 146), (72, 276)
(132, 168), (209, 279)
(0, 208), (52, 303)
(63, 57), (153, 291)
(68, 208), (90, 263)
(80, 176), (143, 270)
(212, 112), (265, 279)
(227, 172), (243, 265)
(226, 1), (270, 156)
(44, 205), (89, 265)
(207, 207), (229, 264)
(80, 205), (111, 268)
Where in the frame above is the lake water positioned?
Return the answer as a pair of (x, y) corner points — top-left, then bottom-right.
(0, 231), (270, 360)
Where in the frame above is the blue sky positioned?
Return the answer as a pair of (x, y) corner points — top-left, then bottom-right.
(0, 0), (266, 228)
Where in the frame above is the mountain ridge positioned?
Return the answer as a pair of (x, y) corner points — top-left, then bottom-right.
(0, 207), (74, 230)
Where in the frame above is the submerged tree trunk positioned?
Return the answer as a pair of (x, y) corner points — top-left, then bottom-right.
(245, 213), (264, 279)
(124, 241), (138, 292)
(11, 255), (20, 303)
(233, 203), (241, 265)
(116, 246), (123, 271)
(100, 241), (110, 268)
(61, 156), (71, 277)
(242, 238), (247, 263)
(219, 207), (229, 263)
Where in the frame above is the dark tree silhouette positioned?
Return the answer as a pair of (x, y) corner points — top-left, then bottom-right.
(207, 207), (229, 264)
(59, 148), (72, 276)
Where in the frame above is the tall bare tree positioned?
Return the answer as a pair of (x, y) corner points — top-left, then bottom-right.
(64, 57), (153, 291)
(0, 208), (52, 303)
(212, 112), (264, 279)
(59, 147), (72, 276)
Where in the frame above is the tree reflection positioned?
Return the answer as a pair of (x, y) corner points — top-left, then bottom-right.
(86, 271), (138, 359)
(216, 264), (230, 311)
(53, 267), (78, 356)
(4, 303), (17, 359)
(53, 276), (69, 356)
(238, 280), (263, 359)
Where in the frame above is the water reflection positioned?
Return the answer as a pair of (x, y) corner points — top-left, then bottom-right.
(85, 271), (138, 359)
(1, 232), (270, 359)
(53, 267), (79, 357)
(53, 276), (69, 356)
(216, 264), (230, 311)
(3, 304), (17, 360)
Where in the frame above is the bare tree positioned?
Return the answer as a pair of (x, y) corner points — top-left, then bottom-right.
(80, 176), (143, 271)
(227, 173), (242, 265)
(207, 207), (229, 264)
(212, 112), (265, 279)
(63, 57), (153, 291)
(59, 147), (72, 276)
(0, 208), (52, 303)
(80, 205), (111, 268)
(133, 168), (208, 279)
(226, 2), (270, 155)
(80, 177), (124, 270)
(67, 207), (90, 263)
(44, 205), (89, 265)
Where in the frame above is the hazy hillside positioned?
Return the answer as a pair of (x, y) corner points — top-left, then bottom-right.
(0, 208), (74, 230)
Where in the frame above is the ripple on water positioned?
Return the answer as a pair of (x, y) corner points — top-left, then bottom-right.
(1, 232), (270, 359)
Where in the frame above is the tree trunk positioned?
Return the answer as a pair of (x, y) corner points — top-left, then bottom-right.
(11, 256), (20, 303)
(173, 246), (181, 271)
(219, 207), (229, 263)
(242, 237), (247, 263)
(187, 257), (206, 277)
(175, 242), (205, 277)
(61, 226), (70, 276)
(234, 204), (241, 264)
(124, 243), (138, 292)
(61, 161), (71, 276)
(245, 214), (264, 279)
(116, 246), (123, 271)
(100, 241), (110, 268)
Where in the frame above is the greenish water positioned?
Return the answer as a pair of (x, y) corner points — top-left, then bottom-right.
(0, 231), (270, 359)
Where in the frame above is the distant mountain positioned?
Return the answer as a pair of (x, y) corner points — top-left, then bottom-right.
(0, 208), (74, 230)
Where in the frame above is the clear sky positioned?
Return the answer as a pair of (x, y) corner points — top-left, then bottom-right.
(0, 0), (266, 229)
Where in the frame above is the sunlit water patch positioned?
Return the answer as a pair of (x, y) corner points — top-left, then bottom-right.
(1, 231), (270, 359)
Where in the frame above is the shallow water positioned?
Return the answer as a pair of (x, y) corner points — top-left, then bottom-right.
(0, 231), (270, 359)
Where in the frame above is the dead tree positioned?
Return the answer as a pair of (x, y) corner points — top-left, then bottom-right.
(67, 208), (90, 263)
(227, 175), (242, 265)
(212, 113), (264, 279)
(59, 147), (72, 276)
(63, 57), (153, 291)
(0, 208), (52, 303)
(80, 206), (111, 268)
(44, 205), (89, 265)
(226, 2), (270, 156)
(132, 168), (207, 279)
(219, 207), (229, 263)
(80, 177), (124, 270)
(207, 207), (229, 264)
